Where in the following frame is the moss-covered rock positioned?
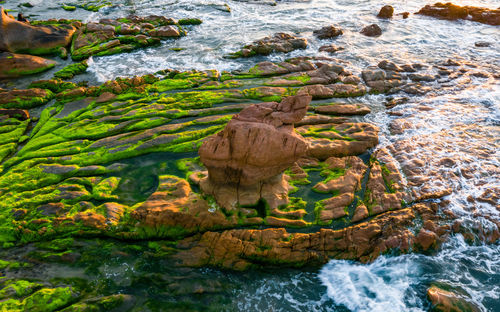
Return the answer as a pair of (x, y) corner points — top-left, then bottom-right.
(53, 61), (88, 80)
(0, 52), (56, 79)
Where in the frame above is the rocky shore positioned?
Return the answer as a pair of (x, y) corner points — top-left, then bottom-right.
(0, 1), (498, 311)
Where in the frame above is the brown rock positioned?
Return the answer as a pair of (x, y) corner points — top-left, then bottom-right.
(418, 3), (499, 26)
(175, 204), (435, 269)
(199, 93), (312, 186)
(298, 122), (379, 160)
(0, 88), (52, 109)
(416, 229), (437, 250)
(149, 25), (181, 37)
(352, 204), (369, 222)
(313, 25), (343, 39)
(131, 175), (235, 234)
(318, 44), (344, 54)
(0, 8), (75, 54)
(314, 103), (370, 116)
(0, 108), (29, 120)
(0, 52), (56, 78)
(377, 5), (394, 18)
(360, 24), (382, 37)
(231, 33), (307, 57)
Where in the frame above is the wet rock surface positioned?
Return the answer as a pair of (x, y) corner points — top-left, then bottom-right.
(0, 52), (56, 78)
(360, 24), (382, 37)
(0, 1), (499, 310)
(377, 5), (394, 18)
(0, 8), (75, 55)
(228, 32), (307, 58)
(416, 2), (500, 25)
(199, 93), (311, 186)
(313, 25), (343, 39)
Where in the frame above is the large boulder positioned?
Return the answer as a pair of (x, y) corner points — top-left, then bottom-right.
(0, 52), (56, 78)
(0, 8), (76, 55)
(199, 92), (312, 186)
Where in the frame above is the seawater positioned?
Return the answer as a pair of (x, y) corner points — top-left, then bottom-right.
(2, 0), (500, 311)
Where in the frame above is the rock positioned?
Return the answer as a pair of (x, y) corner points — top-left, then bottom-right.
(377, 5), (394, 18)
(313, 25), (343, 39)
(474, 41), (491, 47)
(318, 44), (344, 54)
(385, 97), (409, 109)
(401, 12), (410, 19)
(362, 67), (386, 81)
(362, 65), (404, 93)
(352, 205), (369, 222)
(247, 61), (289, 76)
(417, 3), (468, 20)
(314, 103), (371, 116)
(427, 286), (480, 312)
(408, 73), (437, 82)
(314, 157), (368, 222)
(297, 122), (379, 160)
(175, 203), (439, 269)
(295, 114), (347, 126)
(149, 25), (181, 37)
(0, 88), (53, 109)
(416, 3), (500, 26)
(416, 229), (438, 250)
(229, 33), (307, 58)
(360, 24), (382, 37)
(0, 108), (29, 120)
(131, 175), (235, 234)
(300, 83), (366, 99)
(378, 60), (402, 72)
(0, 8), (76, 55)
(199, 93), (312, 186)
(0, 52), (56, 78)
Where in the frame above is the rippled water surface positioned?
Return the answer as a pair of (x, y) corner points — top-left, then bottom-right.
(2, 0), (500, 311)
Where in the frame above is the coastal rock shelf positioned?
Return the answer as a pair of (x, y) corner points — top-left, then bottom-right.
(0, 55), (458, 273)
(0, 0), (499, 310)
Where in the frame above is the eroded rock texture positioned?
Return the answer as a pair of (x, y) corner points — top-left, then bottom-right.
(199, 93), (311, 186)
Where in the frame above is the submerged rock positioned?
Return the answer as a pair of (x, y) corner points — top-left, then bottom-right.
(228, 33), (307, 58)
(360, 24), (382, 37)
(427, 285), (480, 312)
(318, 44), (344, 54)
(0, 8), (75, 55)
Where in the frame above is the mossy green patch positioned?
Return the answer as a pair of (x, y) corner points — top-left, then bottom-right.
(62, 5), (76, 11)
(54, 61), (88, 80)
(178, 18), (203, 25)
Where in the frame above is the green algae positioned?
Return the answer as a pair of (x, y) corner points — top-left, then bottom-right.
(62, 5), (76, 11)
(54, 61), (88, 80)
(178, 18), (203, 25)
(1, 90), (54, 109)
(3, 63), (55, 78)
(0, 280), (42, 299)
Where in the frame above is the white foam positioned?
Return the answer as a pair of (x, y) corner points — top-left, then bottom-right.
(319, 236), (500, 312)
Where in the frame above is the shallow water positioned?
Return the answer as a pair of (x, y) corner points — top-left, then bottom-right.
(2, 0), (500, 310)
